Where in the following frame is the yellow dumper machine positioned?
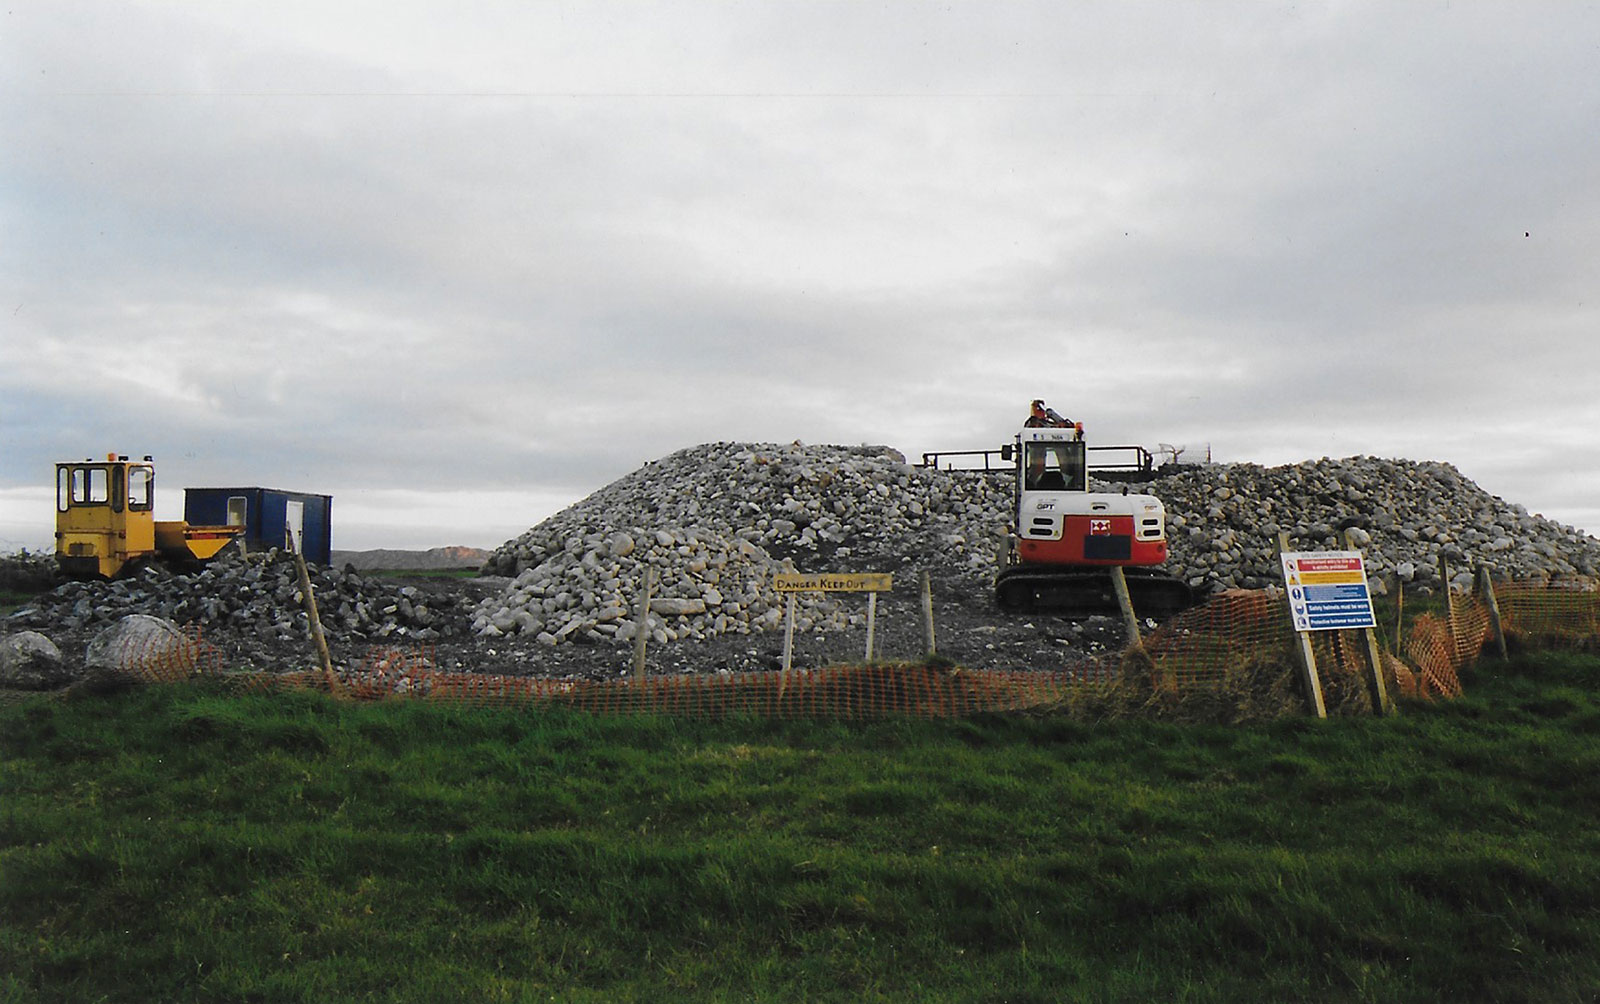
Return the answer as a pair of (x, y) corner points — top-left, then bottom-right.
(55, 454), (243, 579)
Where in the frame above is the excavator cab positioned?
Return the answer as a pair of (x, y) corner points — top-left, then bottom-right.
(1023, 439), (1087, 492)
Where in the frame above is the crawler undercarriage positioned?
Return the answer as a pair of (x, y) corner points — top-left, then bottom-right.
(994, 564), (1196, 620)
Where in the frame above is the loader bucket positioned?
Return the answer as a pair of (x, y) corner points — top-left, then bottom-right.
(154, 521), (243, 563)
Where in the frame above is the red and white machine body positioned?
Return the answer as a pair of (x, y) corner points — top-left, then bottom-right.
(995, 415), (1192, 615)
(1012, 426), (1170, 570)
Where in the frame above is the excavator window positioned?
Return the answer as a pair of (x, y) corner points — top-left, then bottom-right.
(1023, 441), (1086, 492)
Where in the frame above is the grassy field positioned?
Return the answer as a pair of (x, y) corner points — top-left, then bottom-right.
(3, 652), (1599, 1003)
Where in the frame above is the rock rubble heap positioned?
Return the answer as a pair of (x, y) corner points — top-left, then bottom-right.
(6, 549), (466, 643)
(475, 443), (1600, 647)
(1152, 457), (1600, 593)
(474, 443), (1001, 646)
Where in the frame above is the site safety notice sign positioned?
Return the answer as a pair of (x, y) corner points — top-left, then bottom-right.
(1280, 551), (1377, 632)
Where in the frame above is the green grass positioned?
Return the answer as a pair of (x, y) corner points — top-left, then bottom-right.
(0, 591), (34, 618)
(0, 551), (61, 615)
(4, 654), (1600, 1002)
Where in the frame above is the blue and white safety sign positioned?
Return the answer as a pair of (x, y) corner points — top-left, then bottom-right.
(1280, 551), (1377, 632)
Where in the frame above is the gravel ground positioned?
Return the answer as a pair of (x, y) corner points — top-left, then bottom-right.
(9, 560), (1131, 688)
(270, 564), (1125, 681)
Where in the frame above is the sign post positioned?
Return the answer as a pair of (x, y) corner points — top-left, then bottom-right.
(1276, 534), (1328, 718)
(1341, 530), (1396, 715)
(772, 573), (894, 672)
(1279, 542), (1391, 716)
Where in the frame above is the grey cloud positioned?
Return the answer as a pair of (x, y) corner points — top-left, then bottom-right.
(4, 1), (1599, 548)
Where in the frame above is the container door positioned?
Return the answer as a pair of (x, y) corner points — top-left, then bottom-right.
(226, 496), (249, 552)
(285, 500), (305, 554)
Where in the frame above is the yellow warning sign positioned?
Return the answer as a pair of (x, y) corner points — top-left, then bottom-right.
(773, 572), (893, 593)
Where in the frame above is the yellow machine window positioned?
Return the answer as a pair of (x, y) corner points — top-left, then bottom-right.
(70, 466), (110, 506)
(128, 466), (154, 511)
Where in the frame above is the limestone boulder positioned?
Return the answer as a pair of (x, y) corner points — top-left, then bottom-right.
(0, 631), (70, 690)
(85, 614), (198, 682)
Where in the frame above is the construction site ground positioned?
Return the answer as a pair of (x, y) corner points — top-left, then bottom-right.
(14, 562), (1131, 686)
(251, 565), (1127, 681)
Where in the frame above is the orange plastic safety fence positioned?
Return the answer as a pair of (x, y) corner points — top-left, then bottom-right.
(1392, 583), (1600, 700)
(89, 578), (1600, 718)
(118, 622), (224, 685)
(206, 658), (1112, 718)
(1402, 614), (1466, 699)
(1145, 589), (1296, 687)
(1496, 583), (1600, 647)
(1143, 589), (1420, 713)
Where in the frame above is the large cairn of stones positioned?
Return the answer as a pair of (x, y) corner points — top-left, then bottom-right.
(1154, 457), (1600, 593)
(474, 443), (1001, 646)
(475, 443), (1600, 647)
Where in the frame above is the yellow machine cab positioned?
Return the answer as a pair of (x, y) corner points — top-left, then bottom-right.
(55, 454), (240, 579)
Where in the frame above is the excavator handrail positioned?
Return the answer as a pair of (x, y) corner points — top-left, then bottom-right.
(916, 449), (1012, 472)
(920, 445), (1155, 476)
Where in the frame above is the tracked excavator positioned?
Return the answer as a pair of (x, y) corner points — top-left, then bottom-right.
(994, 403), (1195, 617)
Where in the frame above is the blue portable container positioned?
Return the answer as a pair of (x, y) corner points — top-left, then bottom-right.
(183, 487), (333, 565)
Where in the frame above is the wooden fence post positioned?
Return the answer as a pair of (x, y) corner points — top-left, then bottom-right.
(920, 571), (937, 658)
(1393, 576), (1405, 655)
(1437, 554), (1459, 659)
(865, 591), (878, 662)
(782, 593), (797, 674)
(1341, 530), (1394, 716)
(1476, 563), (1509, 660)
(287, 528), (337, 694)
(1109, 565), (1144, 652)
(1277, 532), (1327, 718)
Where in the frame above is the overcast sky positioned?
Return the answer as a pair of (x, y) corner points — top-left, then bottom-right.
(4, 1), (1598, 551)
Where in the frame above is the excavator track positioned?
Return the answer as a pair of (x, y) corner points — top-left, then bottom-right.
(994, 565), (1196, 620)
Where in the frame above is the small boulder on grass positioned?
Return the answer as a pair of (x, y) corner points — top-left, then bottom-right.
(0, 630), (70, 690)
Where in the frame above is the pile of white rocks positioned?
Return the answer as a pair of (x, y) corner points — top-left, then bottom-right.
(474, 442), (1600, 646)
(474, 443), (1005, 646)
(1153, 457), (1600, 593)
